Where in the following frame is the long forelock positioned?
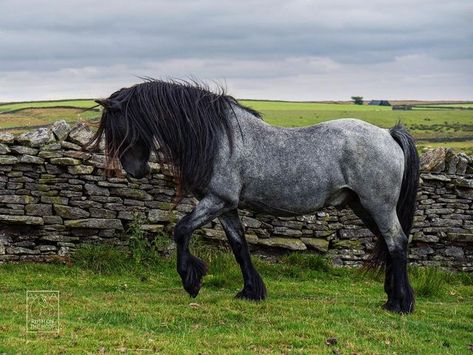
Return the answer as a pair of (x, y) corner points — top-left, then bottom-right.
(103, 113), (127, 176)
(86, 109), (135, 177)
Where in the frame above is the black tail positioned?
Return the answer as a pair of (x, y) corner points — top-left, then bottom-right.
(371, 123), (420, 268)
(390, 123), (420, 235)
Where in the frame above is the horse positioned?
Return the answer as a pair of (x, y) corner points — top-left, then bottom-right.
(87, 79), (420, 314)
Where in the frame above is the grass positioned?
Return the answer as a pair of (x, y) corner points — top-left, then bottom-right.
(242, 100), (473, 153)
(0, 99), (99, 134)
(0, 99), (96, 112)
(71, 244), (131, 275)
(410, 267), (447, 298)
(416, 103), (473, 109)
(417, 140), (473, 155)
(0, 242), (472, 354)
(0, 98), (472, 153)
(0, 108), (99, 132)
(249, 104), (473, 139)
(240, 101), (393, 112)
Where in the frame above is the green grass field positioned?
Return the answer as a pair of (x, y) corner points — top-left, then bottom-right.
(0, 108), (98, 131)
(1, 99), (472, 153)
(417, 103), (473, 109)
(0, 99), (95, 112)
(0, 243), (472, 354)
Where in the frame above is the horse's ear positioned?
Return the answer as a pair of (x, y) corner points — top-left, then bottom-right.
(95, 98), (122, 111)
(94, 99), (108, 106)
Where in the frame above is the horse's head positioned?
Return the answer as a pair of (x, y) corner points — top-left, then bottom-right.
(88, 93), (151, 179)
(87, 79), (259, 194)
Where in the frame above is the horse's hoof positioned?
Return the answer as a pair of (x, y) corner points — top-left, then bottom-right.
(180, 255), (207, 298)
(235, 274), (267, 301)
(382, 301), (414, 314)
(235, 288), (265, 301)
(382, 301), (401, 313)
(185, 281), (202, 298)
(383, 287), (415, 314)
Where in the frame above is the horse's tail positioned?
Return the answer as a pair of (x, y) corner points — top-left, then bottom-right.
(370, 123), (420, 268)
(390, 123), (420, 235)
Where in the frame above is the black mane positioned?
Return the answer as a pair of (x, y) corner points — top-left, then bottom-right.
(87, 79), (261, 195)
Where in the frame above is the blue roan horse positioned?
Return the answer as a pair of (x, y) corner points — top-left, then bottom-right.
(88, 79), (420, 313)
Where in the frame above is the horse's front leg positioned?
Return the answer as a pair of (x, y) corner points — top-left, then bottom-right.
(173, 194), (230, 297)
(219, 210), (266, 300)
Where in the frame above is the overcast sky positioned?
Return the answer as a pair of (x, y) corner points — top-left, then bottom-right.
(1, 0), (472, 102)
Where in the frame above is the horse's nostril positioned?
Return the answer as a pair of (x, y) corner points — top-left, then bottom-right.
(129, 165), (149, 179)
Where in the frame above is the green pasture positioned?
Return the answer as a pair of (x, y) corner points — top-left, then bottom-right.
(0, 108), (98, 132)
(0, 99), (96, 112)
(416, 103), (473, 109)
(242, 100), (473, 153)
(417, 140), (473, 153)
(248, 103), (473, 139)
(0, 242), (472, 354)
(1, 99), (472, 153)
(240, 100), (393, 112)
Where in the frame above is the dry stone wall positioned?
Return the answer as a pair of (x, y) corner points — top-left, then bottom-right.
(0, 122), (472, 271)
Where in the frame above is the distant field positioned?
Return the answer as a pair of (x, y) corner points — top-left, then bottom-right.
(1, 99), (472, 154)
(420, 140), (473, 152)
(0, 108), (98, 132)
(420, 103), (473, 109)
(242, 100), (472, 136)
(240, 100), (473, 153)
(240, 101), (393, 112)
(0, 100), (99, 134)
(0, 99), (96, 112)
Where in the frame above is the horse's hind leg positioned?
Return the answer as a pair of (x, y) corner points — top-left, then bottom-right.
(352, 199), (414, 313)
(219, 210), (267, 300)
(173, 194), (230, 298)
(348, 199), (394, 305)
(371, 209), (414, 313)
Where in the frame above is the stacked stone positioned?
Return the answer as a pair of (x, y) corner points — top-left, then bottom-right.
(420, 147), (472, 175)
(410, 174), (473, 271)
(199, 208), (372, 262)
(0, 121), (472, 271)
(0, 121), (183, 262)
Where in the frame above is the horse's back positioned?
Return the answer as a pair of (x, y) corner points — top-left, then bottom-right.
(240, 117), (403, 183)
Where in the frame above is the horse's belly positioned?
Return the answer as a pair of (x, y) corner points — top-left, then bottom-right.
(238, 199), (322, 216)
(238, 182), (340, 216)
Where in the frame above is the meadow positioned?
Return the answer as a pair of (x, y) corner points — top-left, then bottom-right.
(0, 99), (472, 153)
(0, 99), (472, 353)
(0, 242), (472, 354)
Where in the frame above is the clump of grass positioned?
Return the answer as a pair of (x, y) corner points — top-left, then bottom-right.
(72, 214), (175, 273)
(359, 266), (384, 282)
(453, 272), (473, 286)
(255, 252), (335, 281)
(410, 267), (447, 298)
(190, 236), (228, 262)
(128, 213), (174, 268)
(282, 252), (332, 273)
(205, 252), (242, 289)
(128, 213), (156, 265)
(71, 243), (130, 274)
(189, 238), (242, 289)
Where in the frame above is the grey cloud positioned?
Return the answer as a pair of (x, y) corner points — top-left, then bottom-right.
(0, 0), (472, 100)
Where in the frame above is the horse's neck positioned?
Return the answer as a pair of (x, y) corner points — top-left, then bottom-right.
(229, 104), (270, 131)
